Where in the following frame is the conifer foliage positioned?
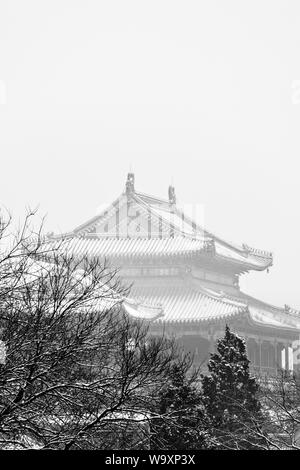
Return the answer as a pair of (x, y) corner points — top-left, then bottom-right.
(201, 325), (262, 449)
(151, 359), (208, 449)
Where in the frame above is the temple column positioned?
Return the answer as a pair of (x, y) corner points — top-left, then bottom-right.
(194, 346), (199, 366)
(285, 343), (290, 371)
(281, 344), (285, 370)
(208, 334), (215, 354)
(269, 341), (275, 372)
(286, 343), (293, 372)
(261, 340), (271, 375)
(290, 346), (294, 372)
(258, 339), (262, 372)
(274, 340), (278, 371)
(253, 339), (259, 369)
(277, 342), (284, 370)
(262, 341), (267, 369)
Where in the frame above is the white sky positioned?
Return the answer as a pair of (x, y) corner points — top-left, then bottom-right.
(1, 1), (300, 309)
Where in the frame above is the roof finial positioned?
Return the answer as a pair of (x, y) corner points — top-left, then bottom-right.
(168, 184), (176, 205)
(126, 172), (135, 195)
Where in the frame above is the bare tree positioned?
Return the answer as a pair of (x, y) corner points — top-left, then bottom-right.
(0, 212), (184, 450)
(255, 372), (300, 450)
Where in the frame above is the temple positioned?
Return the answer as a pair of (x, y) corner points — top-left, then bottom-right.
(47, 173), (300, 376)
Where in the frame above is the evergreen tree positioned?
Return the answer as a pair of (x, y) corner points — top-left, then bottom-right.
(151, 358), (209, 449)
(201, 325), (263, 449)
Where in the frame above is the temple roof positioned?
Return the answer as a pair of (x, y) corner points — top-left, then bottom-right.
(44, 236), (270, 271)
(129, 280), (300, 331)
(48, 173), (273, 273)
(24, 257), (299, 330)
(40, 173), (299, 331)
(130, 282), (247, 323)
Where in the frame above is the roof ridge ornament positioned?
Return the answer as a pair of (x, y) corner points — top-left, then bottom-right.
(242, 243), (273, 259)
(168, 185), (176, 205)
(126, 173), (135, 196)
(284, 304), (292, 314)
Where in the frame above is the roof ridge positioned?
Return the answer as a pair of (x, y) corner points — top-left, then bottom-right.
(135, 190), (169, 206)
(196, 286), (248, 309)
(72, 193), (126, 234)
(174, 206), (272, 261)
(133, 193), (199, 238)
(237, 291), (300, 316)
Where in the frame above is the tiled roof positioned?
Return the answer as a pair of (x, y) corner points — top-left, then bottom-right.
(44, 234), (272, 271)
(63, 183), (273, 271)
(225, 291), (300, 331)
(213, 243), (270, 269)
(27, 248), (300, 330)
(123, 298), (164, 320)
(135, 191), (273, 263)
(45, 236), (206, 258)
(130, 283), (248, 324)
(123, 281), (300, 330)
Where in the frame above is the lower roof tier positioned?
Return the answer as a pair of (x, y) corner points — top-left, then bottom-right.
(17, 256), (299, 334)
(126, 280), (300, 333)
